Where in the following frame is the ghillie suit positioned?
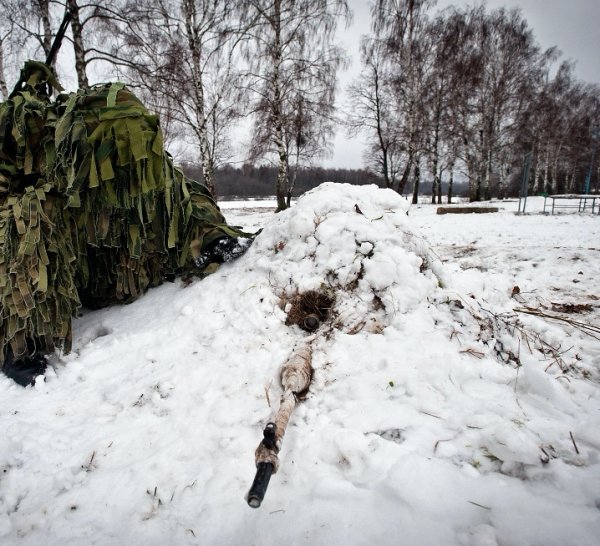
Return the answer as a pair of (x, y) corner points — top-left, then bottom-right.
(0, 62), (250, 380)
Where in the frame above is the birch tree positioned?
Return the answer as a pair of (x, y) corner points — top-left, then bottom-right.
(62, 0), (138, 89)
(523, 61), (600, 194)
(0, 0), (54, 62)
(65, 0), (89, 88)
(242, 0), (350, 211)
(0, 0), (129, 89)
(457, 6), (546, 201)
(347, 38), (403, 190)
(0, 13), (16, 98)
(111, 0), (244, 192)
(420, 10), (471, 203)
(371, 0), (435, 201)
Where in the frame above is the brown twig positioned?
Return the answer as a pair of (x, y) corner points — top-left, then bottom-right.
(468, 500), (491, 510)
(515, 307), (600, 341)
(83, 451), (96, 472)
(460, 348), (485, 359)
(433, 438), (453, 454)
(569, 431), (580, 455)
(449, 328), (462, 345)
(421, 410), (442, 419)
(264, 379), (273, 408)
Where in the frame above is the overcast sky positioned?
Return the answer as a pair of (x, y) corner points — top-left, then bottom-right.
(325, 0), (600, 169)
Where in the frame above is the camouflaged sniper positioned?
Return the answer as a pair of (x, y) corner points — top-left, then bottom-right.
(0, 61), (249, 364)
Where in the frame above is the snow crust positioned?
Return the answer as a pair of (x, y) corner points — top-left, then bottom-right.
(1, 184), (599, 545)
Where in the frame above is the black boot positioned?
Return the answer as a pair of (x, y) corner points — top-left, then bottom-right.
(2, 345), (48, 387)
(195, 236), (252, 270)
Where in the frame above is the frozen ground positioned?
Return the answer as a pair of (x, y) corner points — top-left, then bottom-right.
(1, 185), (599, 546)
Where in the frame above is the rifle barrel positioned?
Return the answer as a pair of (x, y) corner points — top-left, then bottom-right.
(247, 462), (274, 508)
(46, 11), (72, 67)
(247, 342), (312, 508)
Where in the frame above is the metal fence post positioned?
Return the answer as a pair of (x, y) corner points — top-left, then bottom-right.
(518, 151), (532, 213)
(584, 125), (599, 195)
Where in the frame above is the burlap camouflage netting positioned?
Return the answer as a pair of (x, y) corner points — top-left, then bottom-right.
(0, 62), (249, 363)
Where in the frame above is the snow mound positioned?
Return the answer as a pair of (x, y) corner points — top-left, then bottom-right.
(247, 182), (447, 333)
(0, 183), (599, 546)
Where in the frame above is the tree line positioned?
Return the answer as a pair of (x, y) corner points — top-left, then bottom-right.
(181, 163), (470, 198)
(1, 1), (599, 206)
(348, 0), (600, 203)
(183, 164), (388, 198)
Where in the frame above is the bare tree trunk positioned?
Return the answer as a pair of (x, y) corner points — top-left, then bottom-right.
(381, 148), (391, 188)
(566, 170), (575, 193)
(411, 157), (420, 205)
(286, 163), (296, 208)
(472, 157), (484, 202)
(0, 37), (8, 99)
(484, 148), (492, 200)
(183, 0), (214, 191)
(397, 153), (413, 195)
(472, 176), (481, 202)
(374, 70), (391, 188)
(195, 98), (214, 193)
(66, 0), (89, 89)
(543, 149), (550, 193)
(431, 148), (442, 204)
(551, 155), (559, 194)
(472, 130), (484, 202)
(447, 168), (454, 204)
(275, 134), (288, 211)
(430, 95), (442, 204)
(533, 142), (542, 194)
(431, 126), (439, 204)
(35, 0), (53, 59)
(272, 0), (288, 212)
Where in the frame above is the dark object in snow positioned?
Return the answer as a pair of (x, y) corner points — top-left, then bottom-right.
(303, 313), (320, 332)
(285, 290), (334, 332)
(1, 345), (47, 387)
(194, 236), (252, 270)
(247, 423), (277, 508)
(436, 207), (499, 215)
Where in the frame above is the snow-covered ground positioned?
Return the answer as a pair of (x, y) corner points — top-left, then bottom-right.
(1, 185), (599, 546)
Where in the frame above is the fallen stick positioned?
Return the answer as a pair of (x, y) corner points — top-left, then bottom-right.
(437, 207), (499, 215)
(247, 342), (313, 508)
(514, 307), (600, 341)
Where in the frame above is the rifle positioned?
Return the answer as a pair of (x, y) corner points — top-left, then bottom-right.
(46, 10), (72, 67)
(247, 342), (313, 508)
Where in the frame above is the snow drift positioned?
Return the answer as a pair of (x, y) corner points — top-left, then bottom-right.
(0, 183), (598, 546)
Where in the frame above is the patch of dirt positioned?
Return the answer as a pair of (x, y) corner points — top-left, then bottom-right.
(550, 302), (594, 314)
(285, 290), (335, 332)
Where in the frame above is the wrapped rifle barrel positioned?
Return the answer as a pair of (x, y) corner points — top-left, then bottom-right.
(247, 342), (313, 508)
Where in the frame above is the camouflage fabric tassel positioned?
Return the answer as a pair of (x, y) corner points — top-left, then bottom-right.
(0, 62), (250, 363)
